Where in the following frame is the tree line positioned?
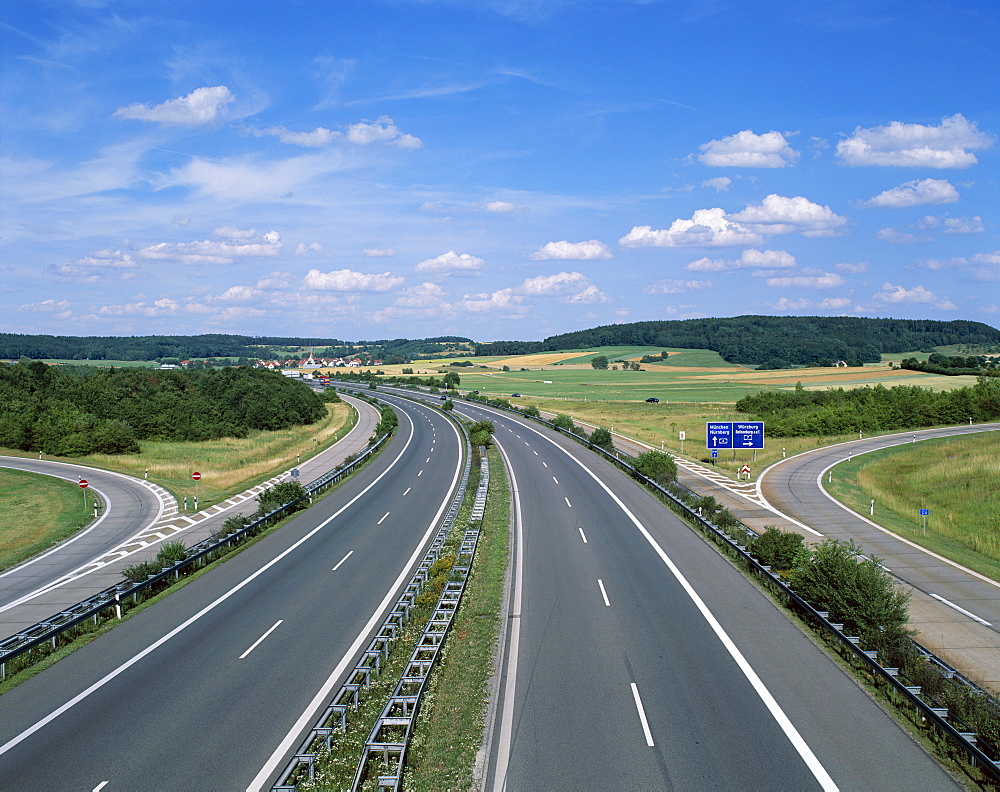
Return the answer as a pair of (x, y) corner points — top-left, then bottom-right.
(0, 362), (327, 456)
(473, 316), (1000, 367)
(734, 377), (1000, 436)
(900, 353), (1000, 376)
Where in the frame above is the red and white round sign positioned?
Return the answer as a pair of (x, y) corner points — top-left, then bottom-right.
(79, 479), (89, 489)
(191, 472), (202, 481)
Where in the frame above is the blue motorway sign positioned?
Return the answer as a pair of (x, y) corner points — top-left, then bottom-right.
(706, 421), (765, 449)
(711, 449), (719, 458)
(706, 422), (733, 448)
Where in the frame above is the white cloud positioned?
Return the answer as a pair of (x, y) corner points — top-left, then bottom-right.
(363, 247), (398, 257)
(943, 216), (984, 235)
(113, 86), (235, 126)
(457, 288), (524, 313)
(216, 285), (261, 302)
(872, 282), (956, 309)
(346, 116), (422, 149)
(295, 242), (324, 256)
(836, 114), (993, 168)
(686, 248), (796, 272)
(17, 298), (72, 317)
(644, 279), (713, 294)
(770, 297), (815, 311)
(820, 297), (853, 309)
(835, 261), (868, 274)
(255, 271), (292, 289)
(260, 126), (341, 147)
(137, 230), (282, 264)
(531, 240), (612, 260)
(876, 227), (933, 244)
(415, 251), (485, 273)
(97, 297), (181, 316)
(52, 247), (138, 282)
(702, 177), (732, 192)
(619, 208), (763, 248)
(729, 194), (848, 238)
(765, 271), (845, 289)
(484, 201), (516, 213)
(859, 178), (959, 208)
(302, 268), (404, 291)
(697, 130), (799, 168)
(518, 271), (607, 303)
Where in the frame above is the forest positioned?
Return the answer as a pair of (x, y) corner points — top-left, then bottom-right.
(734, 377), (1000, 436)
(0, 362), (327, 456)
(0, 333), (472, 363)
(899, 353), (1000, 376)
(473, 316), (1000, 366)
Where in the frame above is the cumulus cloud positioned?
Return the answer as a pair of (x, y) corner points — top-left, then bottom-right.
(302, 268), (404, 291)
(836, 114), (993, 168)
(644, 279), (713, 294)
(943, 216), (984, 235)
(259, 126), (341, 147)
(872, 282), (956, 309)
(97, 298), (181, 316)
(517, 271), (608, 303)
(17, 298), (72, 317)
(51, 247), (138, 282)
(702, 177), (732, 192)
(114, 86), (235, 126)
(484, 201), (516, 213)
(363, 247), (398, 257)
(457, 288), (523, 313)
(859, 178), (959, 208)
(415, 251), (485, 273)
(765, 271), (845, 289)
(216, 285), (261, 302)
(531, 240), (612, 261)
(619, 208), (763, 248)
(697, 130), (799, 168)
(729, 194), (848, 238)
(137, 230), (282, 265)
(686, 249), (796, 272)
(346, 116), (422, 149)
(295, 242), (324, 256)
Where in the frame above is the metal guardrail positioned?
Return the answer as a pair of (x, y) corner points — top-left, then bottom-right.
(0, 429), (392, 682)
(271, 436), (478, 791)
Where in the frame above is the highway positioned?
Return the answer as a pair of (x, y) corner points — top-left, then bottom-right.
(0, 396), (464, 790)
(438, 397), (959, 791)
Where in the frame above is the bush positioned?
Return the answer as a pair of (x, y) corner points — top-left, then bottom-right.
(552, 414), (577, 433)
(633, 451), (677, 485)
(792, 538), (910, 642)
(256, 481), (307, 515)
(522, 404), (540, 418)
(749, 526), (805, 570)
(589, 427), (614, 451)
(442, 398), (454, 411)
(155, 540), (188, 567)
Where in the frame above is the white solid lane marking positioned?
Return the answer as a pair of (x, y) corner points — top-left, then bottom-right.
(332, 551), (353, 571)
(930, 593), (992, 626)
(239, 620), (283, 660)
(565, 497), (572, 508)
(403, 487), (411, 496)
(598, 579), (610, 606)
(631, 683), (655, 747)
(578, 527), (588, 543)
(93, 783), (109, 792)
(377, 512), (390, 525)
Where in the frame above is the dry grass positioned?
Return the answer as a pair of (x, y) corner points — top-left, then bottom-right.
(76, 402), (352, 505)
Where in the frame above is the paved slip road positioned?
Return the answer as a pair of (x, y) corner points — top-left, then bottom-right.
(428, 396), (960, 792)
(0, 394), (380, 642)
(0, 397), (464, 791)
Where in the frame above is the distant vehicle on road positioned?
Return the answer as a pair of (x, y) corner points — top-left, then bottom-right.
(645, 397), (660, 403)
(471, 390), (479, 394)
(511, 393), (521, 397)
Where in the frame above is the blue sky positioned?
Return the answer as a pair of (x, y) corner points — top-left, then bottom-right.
(2, 0), (997, 342)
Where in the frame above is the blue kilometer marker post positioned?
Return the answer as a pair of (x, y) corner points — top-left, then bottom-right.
(920, 508), (930, 536)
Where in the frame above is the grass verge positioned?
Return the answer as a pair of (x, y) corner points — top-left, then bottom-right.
(823, 433), (1000, 582)
(0, 469), (98, 571)
(403, 443), (509, 789)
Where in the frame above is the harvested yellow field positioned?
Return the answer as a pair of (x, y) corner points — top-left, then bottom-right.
(494, 352), (583, 367)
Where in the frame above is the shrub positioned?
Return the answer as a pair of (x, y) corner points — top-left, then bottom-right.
(633, 451), (677, 485)
(792, 538), (911, 642)
(522, 404), (540, 418)
(552, 414), (577, 433)
(589, 427), (614, 451)
(155, 540), (188, 568)
(749, 526), (805, 570)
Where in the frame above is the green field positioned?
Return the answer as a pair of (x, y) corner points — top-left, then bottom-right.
(0, 468), (95, 571)
(824, 433), (1000, 582)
